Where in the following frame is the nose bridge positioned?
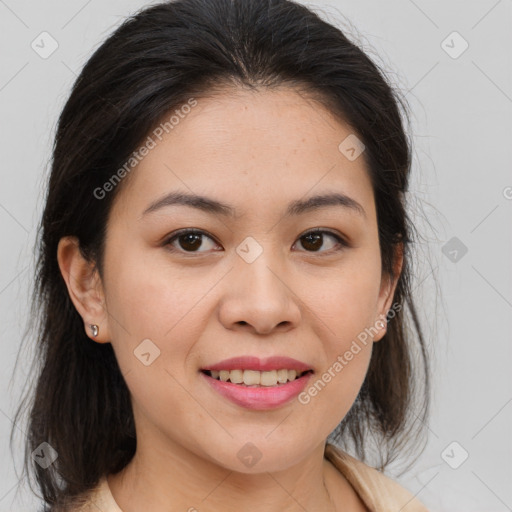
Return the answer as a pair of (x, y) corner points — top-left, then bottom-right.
(218, 236), (300, 333)
(235, 236), (288, 304)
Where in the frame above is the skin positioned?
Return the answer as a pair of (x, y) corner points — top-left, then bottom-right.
(58, 86), (402, 512)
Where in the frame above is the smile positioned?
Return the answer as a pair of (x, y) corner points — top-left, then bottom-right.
(200, 371), (313, 410)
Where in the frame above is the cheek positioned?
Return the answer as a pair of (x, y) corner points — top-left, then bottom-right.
(103, 250), (213, 383)
(105, 243), (212, 338)
(300, 283), (376, 431)
(104, 259), (211, 426)
(301, 253), (381, 403)
(308, 255), (382, 340)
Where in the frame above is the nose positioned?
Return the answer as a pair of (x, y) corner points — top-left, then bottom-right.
(218, 252), (301, 335)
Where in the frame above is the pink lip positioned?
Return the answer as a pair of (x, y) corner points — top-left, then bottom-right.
(200, 370), (313, 410)
(201, 356), (312, 372)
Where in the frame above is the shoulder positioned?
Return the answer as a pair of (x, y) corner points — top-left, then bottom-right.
(324, 443), (430, 512)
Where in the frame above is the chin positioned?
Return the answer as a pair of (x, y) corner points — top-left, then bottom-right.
(200, 434), (317, 474)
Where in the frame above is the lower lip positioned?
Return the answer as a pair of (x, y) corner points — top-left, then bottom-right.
(200, 371), (312, 410)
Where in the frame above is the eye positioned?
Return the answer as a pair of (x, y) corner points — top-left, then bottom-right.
(293, 229), (348, 254)
(163, 228), (348, 255)
(164, 229), (220, 254)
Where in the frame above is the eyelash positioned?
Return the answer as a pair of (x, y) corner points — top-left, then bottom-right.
(163, 228), (349, 256)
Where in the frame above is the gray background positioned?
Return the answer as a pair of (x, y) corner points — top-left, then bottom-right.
(1, 0), (511, 510)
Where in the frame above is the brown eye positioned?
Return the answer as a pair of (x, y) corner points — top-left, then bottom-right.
(163, 228), (347, 256)
(164, 229), (219, 253)
(295, 230), (347, 253)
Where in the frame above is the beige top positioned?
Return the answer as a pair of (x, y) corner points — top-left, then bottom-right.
(79, 443), (429, 511)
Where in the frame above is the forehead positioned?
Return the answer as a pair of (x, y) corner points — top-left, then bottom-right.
(112, 86), (375, 221)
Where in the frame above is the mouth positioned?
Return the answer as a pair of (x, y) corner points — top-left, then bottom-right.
(199, 355), (314, 409)
(199, 357), (314, 410)
(200, 368), (314, 388)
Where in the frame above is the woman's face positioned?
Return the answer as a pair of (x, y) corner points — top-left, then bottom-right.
(82, 87), (398, 473)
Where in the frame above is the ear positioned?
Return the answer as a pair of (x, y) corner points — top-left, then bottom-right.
(57, 236), (111, 343)
(373, 241), (403, 342)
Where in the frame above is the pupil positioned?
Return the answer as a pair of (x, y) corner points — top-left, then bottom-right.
(180, 233), (201, 251)
(302, 233), (322, 251)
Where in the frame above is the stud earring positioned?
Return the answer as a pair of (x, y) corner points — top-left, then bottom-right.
(377, 315), (387, 331)
(90, 324), (99, 337)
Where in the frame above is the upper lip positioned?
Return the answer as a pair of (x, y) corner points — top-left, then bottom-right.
(201, 356), (312, 372)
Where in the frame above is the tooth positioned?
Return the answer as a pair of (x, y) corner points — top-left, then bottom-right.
(260, 370), (278, 386)
(277, 369), (288, 384)
(210, 368), (305, 385)
(229, 369), (244, 384)
(243, 370), (260, 385)
(287, 369), (297, 381)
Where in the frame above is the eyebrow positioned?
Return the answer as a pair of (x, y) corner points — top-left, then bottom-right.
(140, 191), (366, 220)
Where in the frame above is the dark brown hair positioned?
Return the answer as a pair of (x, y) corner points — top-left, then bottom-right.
(12, 0), (430, 509)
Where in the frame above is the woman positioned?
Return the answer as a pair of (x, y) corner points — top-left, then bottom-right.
(13, 0), (431, 510)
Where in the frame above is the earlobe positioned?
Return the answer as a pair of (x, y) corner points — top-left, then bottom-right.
(372, 312), (388, 342)
(56, 236), (111, 343)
